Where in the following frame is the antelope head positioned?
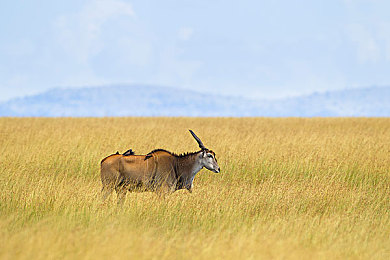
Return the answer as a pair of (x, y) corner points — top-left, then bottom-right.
(189, 130), (220, 173)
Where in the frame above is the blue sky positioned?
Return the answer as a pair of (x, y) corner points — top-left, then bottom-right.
(1, 0), (390, 101)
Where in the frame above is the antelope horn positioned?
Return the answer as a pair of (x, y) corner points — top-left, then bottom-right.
(189, 130), (206, 150)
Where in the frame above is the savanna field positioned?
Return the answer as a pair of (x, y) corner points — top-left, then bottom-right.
(0, 117), (389, 259)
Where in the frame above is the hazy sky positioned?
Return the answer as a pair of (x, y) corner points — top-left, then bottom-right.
(1, 0), (390, 101)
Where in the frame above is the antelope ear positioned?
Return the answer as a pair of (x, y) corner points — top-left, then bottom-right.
(202, 150), (206, 157)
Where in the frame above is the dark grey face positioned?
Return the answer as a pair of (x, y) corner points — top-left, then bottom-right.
(189, 130), (220, 173)
(201, 150), (220, 173)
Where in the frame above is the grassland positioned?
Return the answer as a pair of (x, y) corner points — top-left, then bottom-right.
(0, 117), (389, 259)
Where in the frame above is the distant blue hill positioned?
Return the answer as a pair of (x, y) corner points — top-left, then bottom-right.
(0, 85), (389, 117)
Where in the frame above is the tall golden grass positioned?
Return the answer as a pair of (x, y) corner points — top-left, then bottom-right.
(0, 117), (389, 259)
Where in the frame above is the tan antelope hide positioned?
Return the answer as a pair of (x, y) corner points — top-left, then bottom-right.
(100, 130), (220, 205)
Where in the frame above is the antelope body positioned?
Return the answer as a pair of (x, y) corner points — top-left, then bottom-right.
(100, 130), (220, 205)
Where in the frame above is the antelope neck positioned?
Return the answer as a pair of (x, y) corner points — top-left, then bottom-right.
(176, 152), (203, 187)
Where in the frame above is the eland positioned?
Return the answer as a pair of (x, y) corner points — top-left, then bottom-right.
(100, 130), (220, 205)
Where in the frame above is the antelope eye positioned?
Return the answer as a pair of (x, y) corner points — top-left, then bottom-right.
(208, 154), (213, 158)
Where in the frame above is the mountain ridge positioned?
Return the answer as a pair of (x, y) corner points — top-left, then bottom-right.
(0, 85), (389, 117)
